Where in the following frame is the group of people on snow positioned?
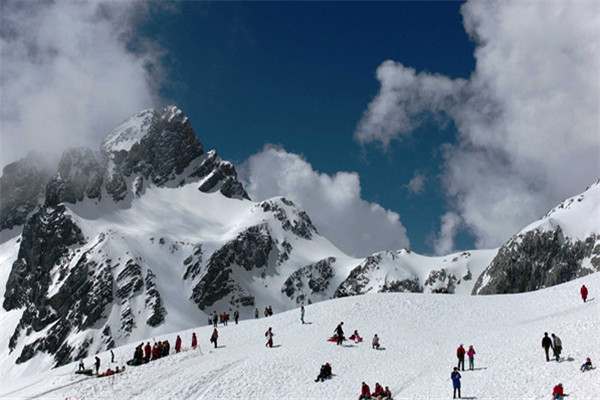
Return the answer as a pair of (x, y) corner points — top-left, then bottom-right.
(455, 344), (476, 371)
(359, 381), (393, 400)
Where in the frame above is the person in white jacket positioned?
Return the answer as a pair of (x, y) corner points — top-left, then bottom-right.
(551, 333), (562, 362)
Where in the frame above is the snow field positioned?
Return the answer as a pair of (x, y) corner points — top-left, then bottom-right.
(1, 273), (598, 399)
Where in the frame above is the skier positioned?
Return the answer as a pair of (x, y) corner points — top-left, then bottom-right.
(467, 345), (476, 370)
(314, 362), (332, 382)
(456, 344), (466, 371)
(359, 382), (371, 400)
(94, 356), (101, 375)
(210, 328), (219, 348)
(542, 332), (553, 362)
(372, 334), (380, 350)
(255, 308), (259, 319)
(301, 305), (305, 324)
(581, 284), (588, 303)
(334, 322), (344, 346)
(175, 335), (182, 353)
(451, 367), (461, 399)
(234, 309), (239, 325)
(192, 332), (198, 350)
(580, 357), (593, 372)
(552, 383), (566, 400)
(551, 333), (562, 362)
(265, 327), (274, 348)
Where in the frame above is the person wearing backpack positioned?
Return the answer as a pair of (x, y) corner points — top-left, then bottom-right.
(265, 327), (274, 348)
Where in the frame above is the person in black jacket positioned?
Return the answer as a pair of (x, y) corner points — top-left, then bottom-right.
(542, 332), (553, 362)
(314, 362), (332, 382)
(334, 322), (344, 346)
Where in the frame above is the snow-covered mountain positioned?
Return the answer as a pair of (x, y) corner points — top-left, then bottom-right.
(0, 106), (598, 376)
(473, 180), (600, 294)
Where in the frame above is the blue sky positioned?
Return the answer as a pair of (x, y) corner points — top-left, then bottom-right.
(140, 1), (476, 254)
(2, 1), (598, 258)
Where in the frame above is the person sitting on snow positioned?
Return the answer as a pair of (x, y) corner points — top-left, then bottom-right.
(359, 381), (371, 399)
(372, 382), (384, 399)
(349, 330), (363, 342)
(552, 383), (567, 400)
(382, 386), (393, 400)
(372, 334), (380, 350)
(314, 362), (332, 382)
(580, 357), (593, 372)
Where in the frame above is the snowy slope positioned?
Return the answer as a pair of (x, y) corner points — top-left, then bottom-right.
(2, 272), (598, 400)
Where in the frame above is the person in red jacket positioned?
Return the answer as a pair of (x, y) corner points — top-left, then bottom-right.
(175, 335), (182, 353)
(191, 332), (198, 350)
(581, 285), (588, 302)
(456, 344), (466, 371)
(359, 382), (371, 399)
(144, 342), (151, 363)
(552, 383), (566, 400)
(372, 382), (384, 398)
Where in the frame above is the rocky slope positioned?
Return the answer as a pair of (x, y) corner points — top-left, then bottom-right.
(473, 180), (600, 294)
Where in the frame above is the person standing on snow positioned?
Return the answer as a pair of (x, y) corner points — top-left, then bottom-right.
(334, 322), (344, 346)
(94, 356), (101, 375)
(301, 306), (305, 324)
(234, 309), (240, 324)
(175, 335), (182, 353)
(456, 344), (466, 371)
(551, 333), (562, 362)
(542, 332), (553, 362)
(191, 332), (198, 350)
(144, 342), (151, 362)
(467, 345), (476, 370)
(451, 367), (461, 399)
(265, 327), (274, 348)
(254, 308), (259, 319)
(213, 311), (218, 327)
(580, 284), (588, 303)
(210, 328), (219, 348)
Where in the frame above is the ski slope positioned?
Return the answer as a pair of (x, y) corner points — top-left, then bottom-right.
(1, 272), (598, 399)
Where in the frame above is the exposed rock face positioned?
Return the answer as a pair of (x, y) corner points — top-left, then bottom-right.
(282, 257), (337, 304)
(473, 228), (599, 294)
(191, 224), (274, 310)
(46, 148), (105, 206)
(336, 251), (423, 295)
(257, 198), (317, 239)
(0, 155), (52, 231)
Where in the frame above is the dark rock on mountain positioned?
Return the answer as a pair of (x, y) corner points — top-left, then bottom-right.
(45, 148), (105, 206)
(258, 198), (317, 239)
(473, 228), (599, 294)
(424, 269), (458, 294)
(282, 257), (336, 304)
(192, 150), (249, 200)
(191, 224), (274, 310)
(145, 269), (166, 327)
(0, 154), (52, 231)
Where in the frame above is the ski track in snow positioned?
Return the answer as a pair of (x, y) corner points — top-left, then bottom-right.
(1, 273), (599, 400)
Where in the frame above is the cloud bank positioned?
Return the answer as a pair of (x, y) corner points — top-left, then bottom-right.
(0, 1), (164, 169)
(356, 1), (599, 249)
(239, 146), (410, 257)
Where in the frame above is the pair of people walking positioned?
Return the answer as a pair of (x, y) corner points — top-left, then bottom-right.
(542, 332), (562, 362)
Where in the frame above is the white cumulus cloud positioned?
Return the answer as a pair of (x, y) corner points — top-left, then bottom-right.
(0, 1), (165, 169)
(238, 145), (410, 257)
(356, 1), (599, 249)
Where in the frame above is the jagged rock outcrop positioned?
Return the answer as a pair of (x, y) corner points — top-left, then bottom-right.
(191, 224), (274, 310)
(257, 198), (317, 239)
(473, 228), (599, 294)
(336, 251), (422, 295)
(282, 257), (336, 304)
(0, 154), (52, 231)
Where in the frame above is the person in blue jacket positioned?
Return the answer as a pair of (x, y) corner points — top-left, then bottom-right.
(451, 367), (461, 398)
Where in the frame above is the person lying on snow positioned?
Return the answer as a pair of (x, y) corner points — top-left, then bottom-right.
(314, 362), (332, 382)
